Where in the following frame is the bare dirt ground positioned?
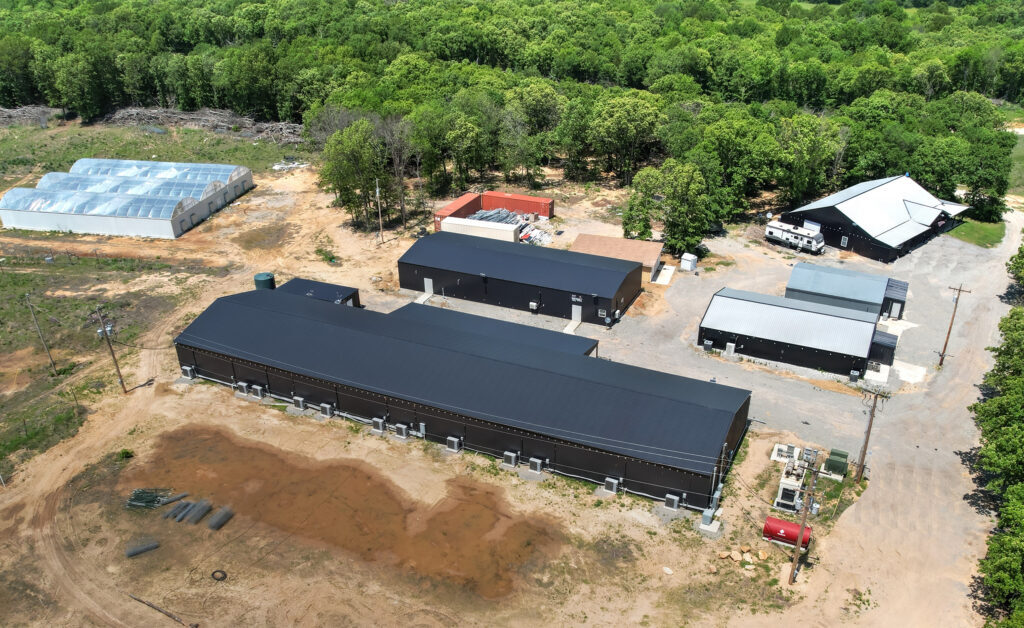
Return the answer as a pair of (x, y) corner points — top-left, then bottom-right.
(0, 166), (1017, 626)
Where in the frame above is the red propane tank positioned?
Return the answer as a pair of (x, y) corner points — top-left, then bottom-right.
(762, 516), (812, 550)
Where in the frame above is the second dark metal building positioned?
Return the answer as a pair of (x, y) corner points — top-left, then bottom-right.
(398, 232), (643, 325)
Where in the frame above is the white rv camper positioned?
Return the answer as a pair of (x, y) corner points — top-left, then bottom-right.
(765, 220), (825, 253)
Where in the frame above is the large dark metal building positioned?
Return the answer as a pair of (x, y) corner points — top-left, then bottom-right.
(783, 175), (968, 262)
(397, 232), (643, 325)
(175, 287), (750, 509)
(786, 263), (908, 320)
(388, 303), (599, 356)
(699, 288), (896, 374)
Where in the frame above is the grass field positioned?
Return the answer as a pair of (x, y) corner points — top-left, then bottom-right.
(947, 217), (1006, 248)
(0, 253), (222, 478)
(0, 123), (314, 189)
(1010, 134), (1024, 196)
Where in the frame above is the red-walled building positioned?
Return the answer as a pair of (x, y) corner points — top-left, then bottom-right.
(433, 191), (554, 232)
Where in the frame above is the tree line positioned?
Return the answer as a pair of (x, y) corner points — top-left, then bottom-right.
(0, 0), (1018, 240)
(974, 241), (1024, 626)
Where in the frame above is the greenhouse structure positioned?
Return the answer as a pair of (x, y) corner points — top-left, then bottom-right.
(0, 158), (253, 239)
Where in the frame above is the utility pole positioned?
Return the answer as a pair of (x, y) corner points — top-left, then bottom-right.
(856, 388), (889, 483)
(939, 284), (972, 367)
(96, 305), (127, 394)
(789, 451), (819, 585)
(26, 294), (57, 376)
(375, 178), (385, 244)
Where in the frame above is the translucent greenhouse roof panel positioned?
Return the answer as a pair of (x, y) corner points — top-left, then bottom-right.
(36, 173), (218, 200)
(69, 158), (248, 184)
(0, 188), (184, 219)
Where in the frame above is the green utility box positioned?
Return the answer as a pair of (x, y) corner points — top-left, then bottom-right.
(825, 449), (849, 475)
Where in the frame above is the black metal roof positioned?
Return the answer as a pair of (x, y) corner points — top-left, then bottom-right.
(388, 303), (597, 355)
(276, 278), (359, 304)
(884, 278), (909, 302)
(175, 290), (750, 476)
(871, 329), (899, 349)
(398, 231), (641, 297)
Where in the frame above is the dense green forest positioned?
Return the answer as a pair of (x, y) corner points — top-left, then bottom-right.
(0, 0), (1020, 233)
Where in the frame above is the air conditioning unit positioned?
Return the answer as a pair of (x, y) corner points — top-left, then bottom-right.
(180, 365), (195, 380)
(502, 451), (518, 468)
(703, 339), (714, 351)
(446, 436), (462, 453)
(528, 457), (544, 473)
(850, 370), (860, 383)
(604, 478), (620, 494)
(528, 301), (539, 311)
(371, 417), (386, 434)
(250, 385), (264, 399)
(292, 396), (305, 410)
(664, 494), (681, 510)
(395, 423), (409, 439)
(319, 402), (332, 417)
(235, 382), (249, 395)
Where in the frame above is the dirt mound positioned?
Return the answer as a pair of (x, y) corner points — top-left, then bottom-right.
(120, 426), (562, 599)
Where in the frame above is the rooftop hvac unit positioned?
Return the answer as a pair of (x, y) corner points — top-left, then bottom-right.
(529, 301), (539, 311)
(395, 424), (409, 439)
(664, 494), (681, 510)
(292, 396), (305, 410)
(703, 339), (714, 351)
(502, 451), (518, 468)
(250, 385), (265, 399)
(528, 457), (544, 473)
(319, 402), (332, 417)
(446, 436), (462, 453)
(371, 417), (386, 434)
(604, 477), (620, 494)
(235, 382), (249, 395)
(180, 365), (195, 380)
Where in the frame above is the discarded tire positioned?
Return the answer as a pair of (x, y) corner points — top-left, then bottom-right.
(211, 570), (227, 581)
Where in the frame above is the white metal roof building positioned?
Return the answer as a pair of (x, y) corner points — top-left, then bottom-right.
(699, 288), (896, 374)
(0, 158), (253, 239)
(785, 263), (910, 319)
(785, 175), (968, 262)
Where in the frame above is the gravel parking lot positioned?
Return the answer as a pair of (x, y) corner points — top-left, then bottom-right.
(407, 213), (1024, 625)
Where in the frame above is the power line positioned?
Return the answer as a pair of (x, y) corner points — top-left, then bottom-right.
(938, 284), (971, 367)
(789, 450), (819, 586)
(96, 305), (128, 394)
(25, 293), (57, 376)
